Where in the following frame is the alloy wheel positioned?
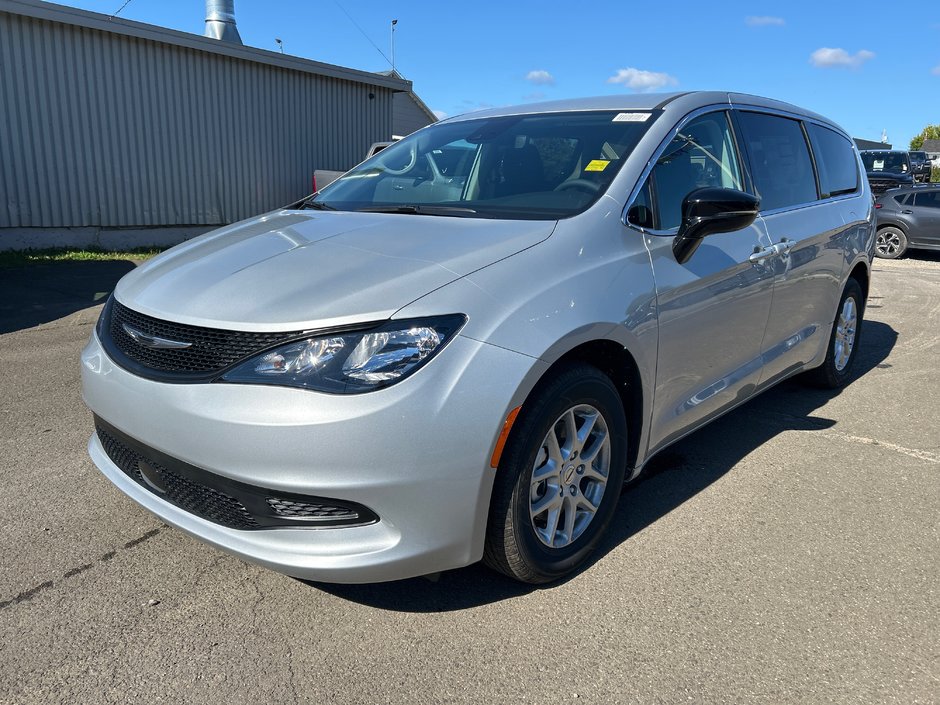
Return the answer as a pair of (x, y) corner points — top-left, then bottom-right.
(833, 297), (858, 372)
(875, 231), (901, 257)
(528, 404), (610, 549)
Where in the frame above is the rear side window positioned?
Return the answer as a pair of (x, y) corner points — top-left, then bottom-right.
(737, 112), (818, 212)
(807, 124), (859, 198)
(914, 191), (940, 209)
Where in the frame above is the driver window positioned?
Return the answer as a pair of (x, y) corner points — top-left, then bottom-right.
(634, 112), (743, 230)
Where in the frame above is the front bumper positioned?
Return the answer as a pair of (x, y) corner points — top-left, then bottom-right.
(82, 329), (540, 583)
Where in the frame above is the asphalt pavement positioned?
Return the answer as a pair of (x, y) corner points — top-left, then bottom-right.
(0, 255), (938, 704)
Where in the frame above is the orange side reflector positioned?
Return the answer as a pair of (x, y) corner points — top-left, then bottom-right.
(490, 406), (522, 469)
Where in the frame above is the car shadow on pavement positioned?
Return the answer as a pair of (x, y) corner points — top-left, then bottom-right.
(905, 250), (940, 263)
(0, 261), (137, 334)
(310, 320), (897, 612)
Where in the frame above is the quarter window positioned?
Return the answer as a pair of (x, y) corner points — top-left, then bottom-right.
(631, 111), (743, 231)
(736, 112), (818, 211)
(807, 124), (859, 198)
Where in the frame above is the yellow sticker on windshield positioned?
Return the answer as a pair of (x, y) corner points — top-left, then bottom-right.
(585, 160), (610, 172)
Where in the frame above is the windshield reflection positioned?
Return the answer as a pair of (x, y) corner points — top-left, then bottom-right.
(313, 111), (659, 220)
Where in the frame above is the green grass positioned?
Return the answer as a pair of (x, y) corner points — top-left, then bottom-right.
(0, 246), (166, 268)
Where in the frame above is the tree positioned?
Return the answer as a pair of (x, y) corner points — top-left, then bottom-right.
(910, 124), (940, 150)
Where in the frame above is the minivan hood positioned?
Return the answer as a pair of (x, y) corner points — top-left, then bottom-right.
(115, 210), (555, 331)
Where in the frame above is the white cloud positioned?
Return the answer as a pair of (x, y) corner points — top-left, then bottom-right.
(525, 70), (555, 86)
(432, 109), (448, 120)
(606, 67), (677, 92)
(809, 47), (875, 69)
(745, 15), (785, 26)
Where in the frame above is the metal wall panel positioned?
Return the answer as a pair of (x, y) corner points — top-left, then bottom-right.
(0, 10), (395, 228)
(392, 93), (436, 137)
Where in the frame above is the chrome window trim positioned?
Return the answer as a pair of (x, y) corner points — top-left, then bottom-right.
(622, 101), (864, 236)
(728, 103), (864, 210)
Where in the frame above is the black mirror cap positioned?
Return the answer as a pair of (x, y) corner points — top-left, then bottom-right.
(673, 188), (760, 264)
(627, 203), (654, 229)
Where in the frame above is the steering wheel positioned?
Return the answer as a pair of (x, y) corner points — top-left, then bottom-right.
(554, 179), (601, 194)
(377, 143), (418, 176)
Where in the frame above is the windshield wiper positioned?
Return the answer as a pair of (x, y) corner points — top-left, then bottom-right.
(354, 205), (477, 216)
(299, 199), (337, 211)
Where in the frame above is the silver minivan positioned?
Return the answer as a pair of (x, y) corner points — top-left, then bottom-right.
(82, 92), (874, 584)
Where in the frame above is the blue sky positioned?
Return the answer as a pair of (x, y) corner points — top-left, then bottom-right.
(54, 0), (939, 147)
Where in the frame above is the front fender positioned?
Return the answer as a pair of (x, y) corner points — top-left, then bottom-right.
(395, 215), (659, 471)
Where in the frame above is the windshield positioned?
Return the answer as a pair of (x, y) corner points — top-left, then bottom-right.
(861, 151), (910, 173)
(311, 110), (659, 220)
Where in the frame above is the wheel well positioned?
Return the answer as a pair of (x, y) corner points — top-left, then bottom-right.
(849, 261), (870, 303)
(547, 340), (643, 473)
(877, 221), (907, 235)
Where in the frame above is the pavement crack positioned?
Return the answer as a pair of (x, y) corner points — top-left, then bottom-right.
(0, 525), (166, 611)
(284, 639), (300, 702)
(62, 563), (93, 579)
(123, 528), (161, 549)
(0, 580), (53, 610)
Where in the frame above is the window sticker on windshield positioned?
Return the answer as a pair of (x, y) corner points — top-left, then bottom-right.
(585, 159), (610, 172)
(612, 112), (650, 122)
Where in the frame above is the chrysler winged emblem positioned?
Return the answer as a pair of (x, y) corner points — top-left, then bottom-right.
(122, 323), (193, 350)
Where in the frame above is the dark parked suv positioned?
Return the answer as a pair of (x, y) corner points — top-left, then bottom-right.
(860, 150), (915, 194)
(909, 151), (932, 183)
(874, 184), (940, 258)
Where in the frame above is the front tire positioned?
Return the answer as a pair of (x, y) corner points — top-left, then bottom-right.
(875, 226), (908, 259)
(807, 278), (864, 389)
(484, 363), (628, 583)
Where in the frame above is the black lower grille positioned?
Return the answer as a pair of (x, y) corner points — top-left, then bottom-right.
(267, 497), (359, 519)
(96, 423), (258, 529)
(94, 417), (377, 530)
(103, 298), (305, 379)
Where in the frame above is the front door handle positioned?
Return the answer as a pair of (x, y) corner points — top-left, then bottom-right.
(749, 245), (777, 263)
(902, 209), (914, 214)
(772, 239), (794, 255)
(749, 239), (793, 263)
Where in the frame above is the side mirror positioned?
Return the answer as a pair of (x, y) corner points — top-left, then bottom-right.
(672, 188), (760, 264)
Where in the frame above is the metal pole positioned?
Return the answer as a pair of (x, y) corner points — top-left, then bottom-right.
(390, 19), (397, 72)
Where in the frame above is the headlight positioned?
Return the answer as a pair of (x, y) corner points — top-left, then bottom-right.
(221, 315), (466, 393)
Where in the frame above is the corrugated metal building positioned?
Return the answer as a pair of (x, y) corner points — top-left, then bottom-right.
(854, 138), (892, 151)
(380, 70), (439, 138)
(0, 0), (420, 239)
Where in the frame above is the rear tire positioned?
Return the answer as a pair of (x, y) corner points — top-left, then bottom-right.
(483, 363), (628, 584)
(807, 278), (864, 389)
(875, 226), (907, 259)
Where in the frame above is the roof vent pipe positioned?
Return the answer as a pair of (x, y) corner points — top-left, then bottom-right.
(204, 0), (242, 43)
